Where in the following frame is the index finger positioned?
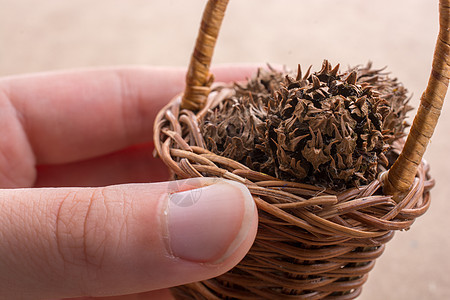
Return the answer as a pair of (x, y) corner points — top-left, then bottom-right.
(0, 65), (260, 165)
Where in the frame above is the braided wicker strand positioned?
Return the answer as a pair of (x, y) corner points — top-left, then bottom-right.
(384, 0), (449, 200)
(153, 0), (448, 298)
(154, 93), (433, 299)
(181, 0), (229, 111)
(179, 0), (449, 202)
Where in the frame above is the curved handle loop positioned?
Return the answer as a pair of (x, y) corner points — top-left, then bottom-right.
(181, 0), (229, 111)
(384, 0), (449, 200)
(181, 0), (450, 201)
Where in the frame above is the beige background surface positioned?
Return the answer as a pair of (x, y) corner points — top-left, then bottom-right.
(0, 0), (449, 299)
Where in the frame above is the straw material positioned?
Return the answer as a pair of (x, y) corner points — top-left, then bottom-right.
(153, 0), (449, 298)
(154, 92), (433, 299)
(181, 0), (229, 111)
(384, 0), (449, 200)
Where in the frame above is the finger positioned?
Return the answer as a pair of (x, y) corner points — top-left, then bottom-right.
(66, 288), (174, 300)
(35, 143), (170, 188)
(0, 65), (260, 165)
(0, 178), (257, 299)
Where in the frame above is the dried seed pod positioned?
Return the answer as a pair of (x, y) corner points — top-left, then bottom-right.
(200, 60), (411, 189)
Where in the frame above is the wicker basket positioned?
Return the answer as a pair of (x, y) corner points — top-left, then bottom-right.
(154, 0), (449, 299)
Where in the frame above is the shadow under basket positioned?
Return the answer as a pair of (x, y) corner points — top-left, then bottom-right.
(153, 0), (449, 299)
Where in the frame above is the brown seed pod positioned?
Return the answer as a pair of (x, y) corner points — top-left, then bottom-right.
(200, 60), (412, 189)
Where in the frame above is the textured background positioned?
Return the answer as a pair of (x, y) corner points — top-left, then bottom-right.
(0, 0), (449, 299)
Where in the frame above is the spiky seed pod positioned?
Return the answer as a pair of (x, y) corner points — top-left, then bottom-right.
(202, 68), (282, 173)
(200, 60), (411, 189)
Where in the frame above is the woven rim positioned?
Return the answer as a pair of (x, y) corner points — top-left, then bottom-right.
(155, 0), (447, 298)
(154, 89), (433, 299)
(155, 92), (433, 238)
(181, 0), (449, 201)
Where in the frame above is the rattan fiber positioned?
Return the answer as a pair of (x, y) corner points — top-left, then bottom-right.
(155, 91), (433, 299)
(153, 0), (449, 298)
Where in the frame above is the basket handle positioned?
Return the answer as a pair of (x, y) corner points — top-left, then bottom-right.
(181, 0), (229, 111)
(181, 0), (449, 201)
(385, 0), (449, 200)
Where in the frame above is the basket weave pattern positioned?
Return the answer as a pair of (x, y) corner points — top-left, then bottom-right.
(155, 92), (432, 299)
(153, 0), (448, 298)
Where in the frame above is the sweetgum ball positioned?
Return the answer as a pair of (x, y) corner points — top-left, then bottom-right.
(201, 60), (411, 189)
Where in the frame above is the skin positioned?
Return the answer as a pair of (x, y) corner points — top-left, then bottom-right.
(0, 65), (261, 299)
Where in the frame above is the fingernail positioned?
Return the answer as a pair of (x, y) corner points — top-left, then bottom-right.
(165, 179), (255, 263)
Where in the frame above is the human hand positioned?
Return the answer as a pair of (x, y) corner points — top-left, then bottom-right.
(0, 66), (259, 299)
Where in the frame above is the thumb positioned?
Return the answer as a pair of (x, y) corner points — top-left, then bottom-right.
(0, 178), (257, 299)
